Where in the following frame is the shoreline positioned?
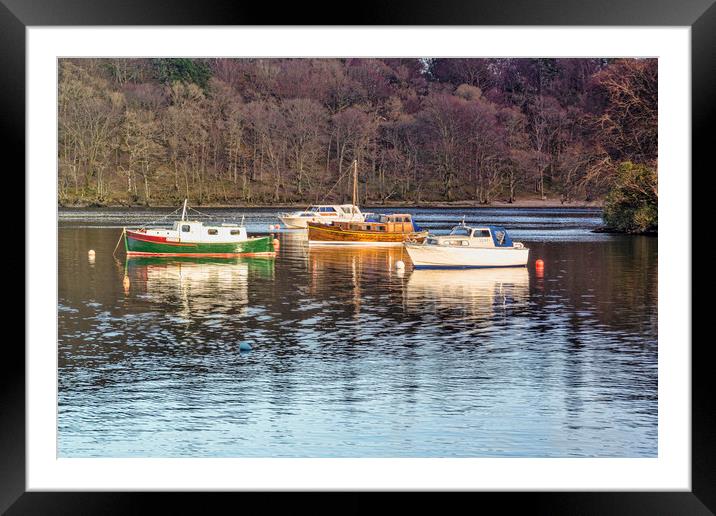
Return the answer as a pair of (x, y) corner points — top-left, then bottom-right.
(59, 198), (604, 210)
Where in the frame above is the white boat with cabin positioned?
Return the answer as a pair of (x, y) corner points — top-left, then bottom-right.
(279, 204), (365, 229)
(404, 223), (529, 269)
(123, 200), (276, 257)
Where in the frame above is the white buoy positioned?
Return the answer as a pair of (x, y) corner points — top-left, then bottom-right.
(88, 249), (95, 257)
(395, 260), (405, 270)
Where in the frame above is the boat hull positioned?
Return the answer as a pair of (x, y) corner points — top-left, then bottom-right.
(280, 215), (363, 229)
(279, 216), (311, 229)
(124, 230), (276, 257)
(405, 243), (529, 269)
(307, 223), (428, 246)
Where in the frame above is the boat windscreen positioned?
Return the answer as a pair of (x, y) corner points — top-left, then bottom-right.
(450, 227), (471, 236)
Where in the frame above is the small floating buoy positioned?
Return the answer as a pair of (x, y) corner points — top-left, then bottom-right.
(273, 238), (280, 249)
(535, 259), (544, 269)
(395, 260), (405, 270)
(239, 341), (252, 351)
(88, 249), (95, 257)
(122, 275), (130, 291)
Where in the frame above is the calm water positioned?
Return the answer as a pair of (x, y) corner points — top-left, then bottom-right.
(58, 207), (657, 457)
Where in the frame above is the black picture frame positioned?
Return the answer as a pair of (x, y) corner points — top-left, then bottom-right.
(6, 1), (709, 513)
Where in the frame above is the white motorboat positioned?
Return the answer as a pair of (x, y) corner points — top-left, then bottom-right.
(279, 159), (367, 229)
(404, 223), (529, 269)
(279, 204), (365, 229)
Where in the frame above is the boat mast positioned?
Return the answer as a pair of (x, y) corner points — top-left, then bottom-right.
(181, 198), (188, 221)
(352, 160), (358, 214)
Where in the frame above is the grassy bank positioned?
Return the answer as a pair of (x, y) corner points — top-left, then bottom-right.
(58, 196), (604, 210)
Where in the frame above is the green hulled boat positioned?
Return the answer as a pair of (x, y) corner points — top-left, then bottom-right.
(123, 200), (276, 258)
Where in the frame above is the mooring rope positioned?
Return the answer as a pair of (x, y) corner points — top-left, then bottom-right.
(138, 206), (183, 230)
(187, 206), (219, 219)
(112, 228), (125, 258)
(308, 166), (355, 213)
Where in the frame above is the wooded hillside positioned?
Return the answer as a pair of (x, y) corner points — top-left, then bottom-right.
(58, 58), (657, 207)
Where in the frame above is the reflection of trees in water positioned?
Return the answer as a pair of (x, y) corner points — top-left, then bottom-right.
(529, 237), (657, 336)
(526, 237), (658, 429)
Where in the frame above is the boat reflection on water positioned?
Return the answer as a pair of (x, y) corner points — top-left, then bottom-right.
(125, 256), (275, 318)
(306, 245), (408, 280)
(405, 267), (530, 319)
(305, 246), (409, 316)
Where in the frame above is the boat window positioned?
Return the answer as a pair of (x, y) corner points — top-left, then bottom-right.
(473, 229), (491, 238)
(300, 213), (313, 217)
(207, 229), (218, 235)
(450, 227), (471, 236)
(230, 229), (242, 235)
(182, 225), (191, 232)
(319, 207), (337, 213)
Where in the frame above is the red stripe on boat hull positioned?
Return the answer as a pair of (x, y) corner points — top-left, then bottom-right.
(125, 231), (197, 246)
(126, 251), (276, 257)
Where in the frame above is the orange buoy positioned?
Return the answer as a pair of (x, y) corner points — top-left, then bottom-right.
(273, 238), (280, 249)
(535, 259), (544, 269)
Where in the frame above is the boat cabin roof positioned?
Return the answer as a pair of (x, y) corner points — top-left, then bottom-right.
(171, 220), (246, 231)
(448, 225), (514, 247)
(306, 204), (361, 212)
(364, 213), (413, 223)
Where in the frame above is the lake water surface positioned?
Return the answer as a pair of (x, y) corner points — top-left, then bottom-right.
(58, 207), (657, 457)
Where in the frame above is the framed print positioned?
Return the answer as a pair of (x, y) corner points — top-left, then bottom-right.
(6, 0), (712, 513)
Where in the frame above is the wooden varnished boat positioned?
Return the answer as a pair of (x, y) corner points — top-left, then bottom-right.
(307, 213), (428, 246)
(305, 160), (428, 245)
